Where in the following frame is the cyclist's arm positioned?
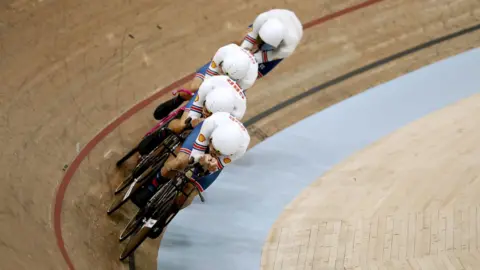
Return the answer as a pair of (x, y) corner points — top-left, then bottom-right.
(252, 45), (284, 64)
(240, 14), (268, 50)
(253, 35), (299, 63)
(204, 46), (228, 80)
(188, 78), (215, 120)
(189, 116), (218, 162)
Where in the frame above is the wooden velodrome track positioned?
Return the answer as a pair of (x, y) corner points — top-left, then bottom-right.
(0, 0), (479, 269)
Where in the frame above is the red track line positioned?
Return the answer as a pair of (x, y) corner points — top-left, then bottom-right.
(303, 0), (384, 29)
(53, 74), (193, 270)
(52, 0), (384, 268)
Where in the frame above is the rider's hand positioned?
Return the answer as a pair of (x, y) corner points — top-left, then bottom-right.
(199, 154), (217, 172)
(191, 118), (204, 128)
(199, 155), (208, 167)
(251, 43), (260, 53)
(178, 91), (193, 100)
(205, 154), (218, 172)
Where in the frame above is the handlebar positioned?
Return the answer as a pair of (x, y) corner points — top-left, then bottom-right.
(169, 159), (207, 203)
(188, 159), (207, 202)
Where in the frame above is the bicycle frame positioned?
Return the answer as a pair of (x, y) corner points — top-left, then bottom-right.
(114, 129), (190, 204)
(144, 106), (185, 137)
(171, 164), (207, 202)
(146, 163), (207, 212)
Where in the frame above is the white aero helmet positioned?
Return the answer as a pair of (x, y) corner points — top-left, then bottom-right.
(211, 123), (245, 156)
(205, 87), (235, 115)
(258, 18), (285, 48)
(221, 50), (250, 80)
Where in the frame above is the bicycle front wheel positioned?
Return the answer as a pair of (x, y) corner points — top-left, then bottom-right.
(119, 209), (145, 242)
(114, 174), (134, 195)
(119, 221), (152, 261)
(119, 185), (177, 259)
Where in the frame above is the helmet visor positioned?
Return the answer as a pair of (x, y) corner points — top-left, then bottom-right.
(202, 101), (212, 117)
(219, 62), (230, 77)
(256, 35), (264, 45)
(209, 139), (223, 157)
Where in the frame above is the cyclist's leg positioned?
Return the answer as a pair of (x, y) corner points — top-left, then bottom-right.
(131, 122), (203, 208)
(131, 147), (185, 208)
(130, 169), (159, 208)
(138, 109), (184, 156)
(167, 92), (198, 134)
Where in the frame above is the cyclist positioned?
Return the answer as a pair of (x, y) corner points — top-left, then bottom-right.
(137, 75), (246, 157)
(153, 43), (257, 120)
(164, 111), (250, 197)
(134, 112), (250, 239)
(239, 8), (303, 78)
